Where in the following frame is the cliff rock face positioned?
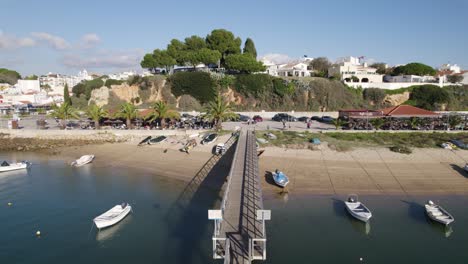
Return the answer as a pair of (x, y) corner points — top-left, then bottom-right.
(384, 92), (410, 106)
(89, 78), (167, 107)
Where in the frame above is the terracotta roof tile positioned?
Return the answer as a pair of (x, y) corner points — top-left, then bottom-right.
(381, 105), (439, 117)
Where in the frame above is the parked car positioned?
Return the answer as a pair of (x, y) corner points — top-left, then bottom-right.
(272, 113), (297, 122)
(311, 116), (321, 121)
(298, 116), (309, 122)
(449, 139), (467, 149)
(239, 114), (250, 122)
(321, 116), (335, 123)
(253, 115), (263, 122)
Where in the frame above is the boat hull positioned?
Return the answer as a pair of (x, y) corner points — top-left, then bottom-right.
(94, 205), (132, 229)
(272, 172), (289, 188)
(0, 163), (28, 173)
(425, 204), (454, 226)
(71, 155), (95, 167)
(345, 202), (372, 223)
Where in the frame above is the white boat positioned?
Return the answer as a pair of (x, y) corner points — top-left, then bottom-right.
(94, 203), (132, 229)
(344, 195), (372, 223)
(215, 143), (226, 155)
(0, 161), (30, 173)
(265, 133), (277, 140)
(201, 133), (218, 145)
(272, 170), (289, 187)
(425, 200), (454, 226)
(71, 155), (95, 167)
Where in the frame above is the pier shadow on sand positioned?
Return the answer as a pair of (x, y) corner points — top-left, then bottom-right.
(449, 164), (468, 178)
(162, 135), (238, 264)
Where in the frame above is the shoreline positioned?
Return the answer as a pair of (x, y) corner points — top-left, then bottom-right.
(2, 130), (468, 196)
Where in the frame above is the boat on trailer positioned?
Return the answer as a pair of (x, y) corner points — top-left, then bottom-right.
(344, 194), (372, 223)
(0, 161), (31, 173)
(148, 136), (167, 145)
(425, 200), (454, 226)
(94, 203), (132, 229)
(71, 155), (95, 167)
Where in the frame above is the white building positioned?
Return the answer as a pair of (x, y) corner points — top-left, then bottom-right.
(328, 56), (383, 83)
(16, 80), (41, 93)
(39, 69), (92, 95)
(386, 75), (436, 83)
(440, 64), (461, 74)
(108, 71), (136, 80)
(262, 57), (314, 77)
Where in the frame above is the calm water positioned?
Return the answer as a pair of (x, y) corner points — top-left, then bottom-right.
(1, 152), (468, 264)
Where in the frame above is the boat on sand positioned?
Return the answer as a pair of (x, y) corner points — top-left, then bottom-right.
(71, 155), (95, 167)
(344, 195), (372, 223)
(94, 203), (132, 229)
(272, 169), (289, 187)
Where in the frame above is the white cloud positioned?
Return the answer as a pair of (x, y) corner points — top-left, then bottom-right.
(259, 53), (294, 64)
(61, 49), (143, 69)
(80, 33), (100, 48)
(31, 32), (71, 50)
(0, 30), (36, 49)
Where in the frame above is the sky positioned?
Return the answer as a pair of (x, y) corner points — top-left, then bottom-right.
(1, 0), (467, 76)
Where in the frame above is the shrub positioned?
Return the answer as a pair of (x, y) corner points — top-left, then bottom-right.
(105, 79), (123, 88)
(234, 74), (272, 97)
(410, 85), (449, 110)
(389, 145), (412, 154)
(169, 72), (215, 104)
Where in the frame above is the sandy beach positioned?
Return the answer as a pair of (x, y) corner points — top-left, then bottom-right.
(48, 133), (468, 197)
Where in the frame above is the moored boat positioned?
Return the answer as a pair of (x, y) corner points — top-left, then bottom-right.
(272, 169), (289, 187)
(214, 143), (226, 155)
(94, 203), (132, 229)
(425, 200), (454, 226)
(71, 155), (95, 167)
(344, 195), (372, 223)
(201, 133), (218, 145)
(0, 161), (31, 173)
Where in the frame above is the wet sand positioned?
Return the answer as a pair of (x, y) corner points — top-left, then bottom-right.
(55, 134), (468, 196)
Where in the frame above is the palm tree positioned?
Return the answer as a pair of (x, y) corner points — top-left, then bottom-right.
(408, 117), (420, 130)
(370, 118), (385, 130)
(116, 102), (137, 129)
(448, 115), (462, 130)
(147, 101), (179, 128)
(87, 104), (108, 129)
(332, 118), (346, 130)
(205, 93), (237, 130)
(52, 103), (79, 129)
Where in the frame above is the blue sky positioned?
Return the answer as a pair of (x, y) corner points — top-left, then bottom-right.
(1, 0), (467, 76)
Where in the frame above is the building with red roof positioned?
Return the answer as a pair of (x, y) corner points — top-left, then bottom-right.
(380, 105), (440, 118)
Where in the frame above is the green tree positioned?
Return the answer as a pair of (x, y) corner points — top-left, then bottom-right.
(310, 57), (331, 77)
(448, 114), (463, 129)
(332, 118), (346, 130)
(141, 49), (176, 74)
(186, 48), (221, 68)
(167, 39), (188, 65)
(169, 72), (216, 103)
(52, 103), (79, 129)
(86, 104), (108, 129)
(204, 93), (237, 130)
(370, 118), (385, 130)
(147, 101), (179, 128)
(363, 88), (386, 107)
(393, 63), (436, 76)
(0, 68), (21, 84)
(63, 84), (72, 105)
(206, 29), (242, 67)
(408, 117), (421, 129)
(243, 38), (257, 58)
(370, 63), (391, 75)
(410, 85), (449, 110)
(225, 54), (266, 73)
(25, 75), (38, 80)
(184, 35), (206, 51)
(116, 102), (137, 129)
(447, 75), (464, 83)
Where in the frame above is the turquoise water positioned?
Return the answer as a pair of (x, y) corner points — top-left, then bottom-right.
(1, 152), (468, 264)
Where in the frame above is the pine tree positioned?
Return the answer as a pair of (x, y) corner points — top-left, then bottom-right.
(243, 38), (257, 58)
(64, 84), (72, 106)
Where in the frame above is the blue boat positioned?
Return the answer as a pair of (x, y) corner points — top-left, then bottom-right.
(272, 170), (289, 188)
(310, 138), (321, 145)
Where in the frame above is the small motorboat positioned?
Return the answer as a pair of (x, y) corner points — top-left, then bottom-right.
(257, 138), (268, 144)
(71, 155), (95, 167)
(441, 142), (456, 150)
(94, 203), (132, 230)
(310, 138), (321, 145)
(214, 143), (226, 155)
(148, 136), (167, 145)
(272, 169), (289, 187)
(0, 161), (31, 173)
(425, 200), (454, 226)
(201, 133), (218, 145)
(344, 195), (372, 223)
(137, 136), (152, 146)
